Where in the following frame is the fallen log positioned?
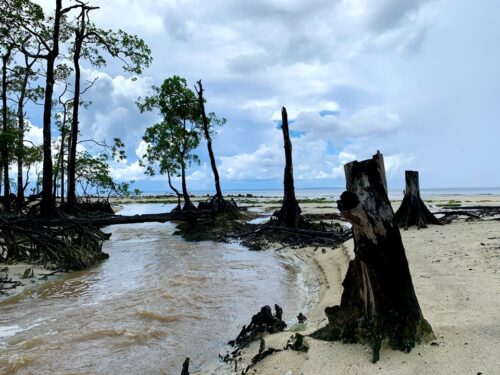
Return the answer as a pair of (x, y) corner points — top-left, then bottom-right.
(4, 211), (207, 228)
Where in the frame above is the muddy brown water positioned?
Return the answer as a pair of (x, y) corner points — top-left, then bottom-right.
(0, 204), (310, 374)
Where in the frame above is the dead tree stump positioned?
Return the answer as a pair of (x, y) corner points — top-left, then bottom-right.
(311, 152), (433, 363)
(276, 107), (303, 228)
(394, 170), (441, 229)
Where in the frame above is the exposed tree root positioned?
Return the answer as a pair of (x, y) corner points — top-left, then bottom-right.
(0, 212), (110, 270)
(228, 305), (287, 349)
(197, 195), (240, 218)
(434, 206), (500, 223)
(229, 220), (352, 251)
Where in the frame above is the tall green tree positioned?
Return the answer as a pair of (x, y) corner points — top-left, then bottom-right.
(65, 3), (152, 208)
(4, 0), (81, 215)
(10, 40), (44, 202)
(138, 76), (201, 211)
(141, 122), (183, 210)
(1, 45), (14, 206)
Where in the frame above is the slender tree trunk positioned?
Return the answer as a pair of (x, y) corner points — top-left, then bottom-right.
(276, 107), (302, 228)
(60, 133), (65, 203)
(195, 80), (222, 200)
(167, 172), (181, 210)
(67, 13), (85, 208)
(180, 161), (194, 210)
(56, 106), (68, 204)
(179, 120), (195, 211)
(15, 54), (35, 203)
(394, 170), (441, 229)
(0, 164), (3, 198)
(41, 0), (64, 217)
(66, 129), (72, 202)
(312, 151), (433, 362)
(2, 48), (13, 209)
(17, 95), (26, 203)
(52, 158), (59, 200)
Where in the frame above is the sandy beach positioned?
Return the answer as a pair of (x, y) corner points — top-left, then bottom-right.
(0, 264), (62, 303)
(231, 195), (500, 375)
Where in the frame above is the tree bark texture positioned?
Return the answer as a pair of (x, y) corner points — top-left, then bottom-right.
(40, 0), (65, 217)
(394, 170), (441, 229)
(66, 9), (85, 208)
(276, 107), (302, 228)
(311, 152), (433, 363)
(180, 162), (195, 211)
(15, 52), (38, 202)
(16, 60), (27, 202)
(2, 47), (13, 208)
(196, 80), (222, 200)
(167, 172), (181, 211)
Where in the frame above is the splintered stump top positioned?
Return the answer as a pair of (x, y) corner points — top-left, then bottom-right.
(312, 152), (433, 363)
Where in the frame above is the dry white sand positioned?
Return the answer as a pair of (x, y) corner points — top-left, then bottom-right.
(233, 217), (500, 375)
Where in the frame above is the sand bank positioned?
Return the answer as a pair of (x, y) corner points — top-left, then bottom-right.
(0, 264), (62, 303)
(232, 213), (499, 374)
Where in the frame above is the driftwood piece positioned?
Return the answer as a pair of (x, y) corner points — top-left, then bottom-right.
(394, 171), (441, 229)
(312, 152), (433, 363)
(276, 107), (303, 228)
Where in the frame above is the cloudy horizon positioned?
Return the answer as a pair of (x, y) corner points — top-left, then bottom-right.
(29, 0), (500, 194)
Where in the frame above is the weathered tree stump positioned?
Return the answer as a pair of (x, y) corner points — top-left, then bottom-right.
(394, 170), (441, 229)
(229, 304), (287, 349)
(311, 152), (433, 363)
(276, 107), (303, 228)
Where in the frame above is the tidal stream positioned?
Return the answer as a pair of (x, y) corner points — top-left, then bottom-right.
(0, 204), (309, 374)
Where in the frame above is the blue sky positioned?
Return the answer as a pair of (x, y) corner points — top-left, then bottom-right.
(31, 0), (500, 193)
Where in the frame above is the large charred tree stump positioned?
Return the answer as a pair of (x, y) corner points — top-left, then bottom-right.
(311, 152), (433, 363)
(276, 107), (303, 228)
(394, 170), (441, 229)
